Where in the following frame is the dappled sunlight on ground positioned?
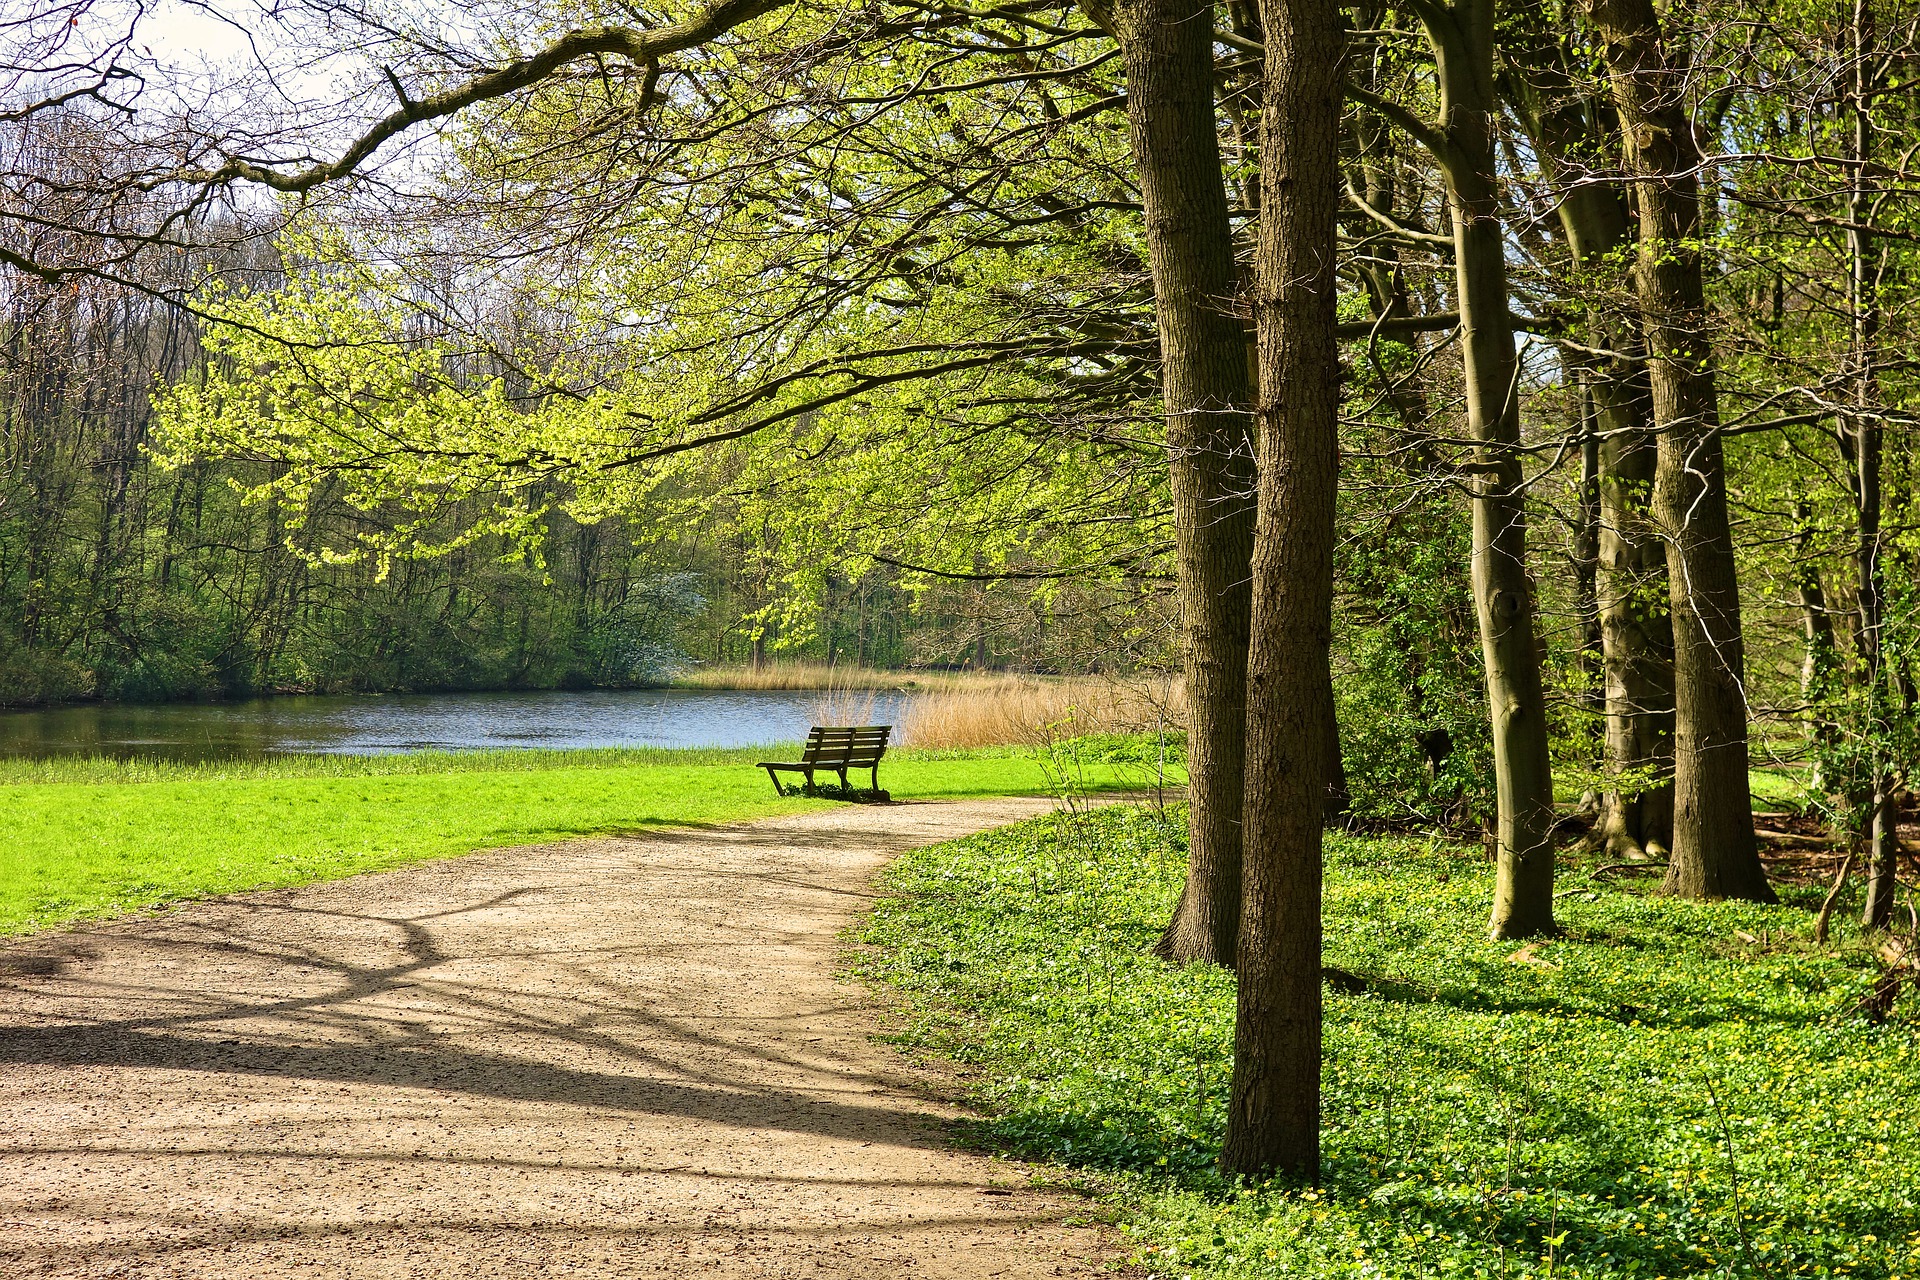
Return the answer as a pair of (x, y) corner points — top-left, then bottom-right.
(0, 800), (1112, 1279)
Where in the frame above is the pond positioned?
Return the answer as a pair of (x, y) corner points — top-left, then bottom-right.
(0, 688), (915, 761)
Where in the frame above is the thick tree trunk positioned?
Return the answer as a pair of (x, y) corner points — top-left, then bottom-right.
(1416, 0), (1556, 937)
(1220, 0), (1343, 1183)
(1586, 0), (1772, 901)
(1853, 397), (1897, 924)
(1087, 0), (1258, 967)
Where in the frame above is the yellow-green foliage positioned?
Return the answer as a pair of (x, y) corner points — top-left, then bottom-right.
(147, 18), (1166, 648)
(151, 236), (639, 572)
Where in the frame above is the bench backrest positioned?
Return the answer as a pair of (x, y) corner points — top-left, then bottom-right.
(799, 725), (891, 766)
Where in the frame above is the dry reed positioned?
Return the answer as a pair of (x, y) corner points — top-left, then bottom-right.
(803, 685), (887, 728)
(896, 675), (1185, 749)
(673, 661), (1000, 693)
(678, 662), (1186, 748)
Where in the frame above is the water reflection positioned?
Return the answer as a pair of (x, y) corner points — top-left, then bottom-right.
(0, 689), (914, 761)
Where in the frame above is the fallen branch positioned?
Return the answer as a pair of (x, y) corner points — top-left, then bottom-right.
(1756, 827), (1842, 849)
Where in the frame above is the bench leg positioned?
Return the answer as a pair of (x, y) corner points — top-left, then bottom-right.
(763, 766), (785, 796)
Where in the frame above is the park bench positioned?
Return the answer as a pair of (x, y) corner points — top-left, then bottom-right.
(759, 725), (891, 800)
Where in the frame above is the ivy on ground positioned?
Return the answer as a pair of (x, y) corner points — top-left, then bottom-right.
(856, 805), (1920, 1279)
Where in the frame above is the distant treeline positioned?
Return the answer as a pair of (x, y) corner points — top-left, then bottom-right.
(0, 271), (1134, 705)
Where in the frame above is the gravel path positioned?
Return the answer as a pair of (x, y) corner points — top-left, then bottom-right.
(0, 797), (1114, 1278)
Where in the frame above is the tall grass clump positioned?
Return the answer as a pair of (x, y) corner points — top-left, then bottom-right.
(897, 674), (1185, 749)
(674, 661), (991, 691)
(804, 684), (888, 728)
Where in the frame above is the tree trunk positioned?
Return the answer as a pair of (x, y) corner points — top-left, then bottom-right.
(1794, 503), (1836, 726)
(1848, 0), (1898, 928)
(1220, 0), (1343, 1183)
(1585, 0), (1773, 901)
(1593, 389), (1676, 859)
(1504, 47), (1679, 861)
(1574, 382), (1603, 755)
(1505, 50), (1674, 867)
(1324, 705), (1350, 823)
(1413, 0), (1556, 936)
(1089, 0), (1259, 966)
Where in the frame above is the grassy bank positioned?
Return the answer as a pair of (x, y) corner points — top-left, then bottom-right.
(858, 807), (1918, 1279)
(0, 746), (1174, 937)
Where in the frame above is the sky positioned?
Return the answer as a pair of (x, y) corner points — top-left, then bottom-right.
(138, 0), (260, 68)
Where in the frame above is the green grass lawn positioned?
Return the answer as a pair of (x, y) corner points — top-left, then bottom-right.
(0, 745), (1175, 937)
(859, 806), (1918, 1279)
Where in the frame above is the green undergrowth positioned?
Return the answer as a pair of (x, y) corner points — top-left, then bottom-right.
(857, 806), (1919, 1279)
(0, 745), (1173, 936)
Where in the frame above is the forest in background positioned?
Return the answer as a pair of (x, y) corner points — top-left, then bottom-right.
(0, 262), (1120, 702)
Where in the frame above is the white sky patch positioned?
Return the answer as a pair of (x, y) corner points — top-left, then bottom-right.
(136, 0), (259, 70)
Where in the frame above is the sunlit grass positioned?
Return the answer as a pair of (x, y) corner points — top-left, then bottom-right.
(0, 745), (1168, 937)
(0, 745), (781, 786)
(859, 805), (1918, 1279)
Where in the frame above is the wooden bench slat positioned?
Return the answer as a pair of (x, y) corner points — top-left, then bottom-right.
(758, 725), (892, 800)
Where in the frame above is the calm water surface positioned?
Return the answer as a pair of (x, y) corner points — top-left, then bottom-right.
(0, 689), (913, 760)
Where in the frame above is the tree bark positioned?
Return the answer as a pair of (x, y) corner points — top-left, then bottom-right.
(1220, 0), (1343, 1183)
(1584, 0), (1773, 901)
(1404, 0), (1556, 936)
(1503, 47), (1676, 860)
(1089, 0), (1260, 966)
(1794, 503), (1836, 722)
(1574, 381), (1603, 754)
(1847, 0), (1898, 929)
(1592, 383), (1677, 859)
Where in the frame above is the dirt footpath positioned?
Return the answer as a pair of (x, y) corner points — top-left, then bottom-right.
(0, 798), (1115, 1279)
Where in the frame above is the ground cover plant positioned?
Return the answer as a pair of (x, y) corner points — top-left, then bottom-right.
(0, 747), (1173, 936)
(859, 805), (1920, 1278)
